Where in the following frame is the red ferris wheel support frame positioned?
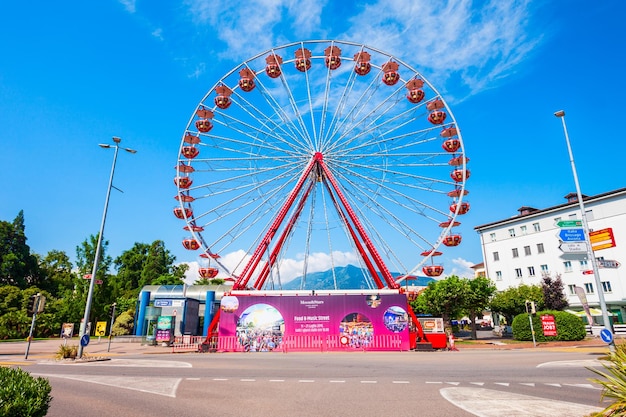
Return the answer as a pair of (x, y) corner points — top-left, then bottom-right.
(232, 152), (400, 291)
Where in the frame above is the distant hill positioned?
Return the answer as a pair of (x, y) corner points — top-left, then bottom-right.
(280, 264), (435, 290)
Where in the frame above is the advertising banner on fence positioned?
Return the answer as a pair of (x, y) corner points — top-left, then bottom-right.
(218, 293), (410, 351)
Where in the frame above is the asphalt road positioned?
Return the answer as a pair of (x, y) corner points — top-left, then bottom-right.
(12, 348), (610, 417)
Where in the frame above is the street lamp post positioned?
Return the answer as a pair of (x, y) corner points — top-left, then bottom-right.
(78, 137), (136, 359)
(554, 110), (613, 345)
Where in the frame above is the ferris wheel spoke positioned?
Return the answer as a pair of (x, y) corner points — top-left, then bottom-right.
(337, 172), (438, 249)
(322, 64), (389, 147)
(187, 160), (299, 195)
(227, 84), (312, 151)
(208, 114), (307, 156)
(202, 176), (297, 256)
(328, 99), (427, 157)
(329, 158), (456, 193)
(336, 164), (453, 218)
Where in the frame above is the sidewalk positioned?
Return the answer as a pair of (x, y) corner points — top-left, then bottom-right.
(0, 337), (166, 360)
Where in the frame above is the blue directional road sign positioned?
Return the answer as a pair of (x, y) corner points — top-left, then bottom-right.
(80, 334), (90, 347)
(600, 328), (614, 344)
(558, 228), (585, 242)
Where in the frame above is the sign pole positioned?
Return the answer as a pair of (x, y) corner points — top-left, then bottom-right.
(555, 110), (614, 350)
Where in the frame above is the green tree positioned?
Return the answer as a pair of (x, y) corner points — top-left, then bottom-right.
(111, 240), (184, 298)
(465, 276), (497, 339)
(0, 211), (40, 288)
(38, 250), (75, 296)
(414, 275), (468, 325)
(489, 284), (544, 325)
(75, 234), (113, 327)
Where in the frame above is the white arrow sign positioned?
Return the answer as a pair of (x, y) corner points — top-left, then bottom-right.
(559, 242), (588, 253)
(598, 259), (621, 269)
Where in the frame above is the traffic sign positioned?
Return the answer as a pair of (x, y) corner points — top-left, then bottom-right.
(559, 242), (588, 253)
(80, 334), (90, 347)
(600, 328), (614, 344)
(582, 270), (594, 275)
(598, 259), (621, 269)
(558, 228), (585, 242)
(590, 228), (616, 251)
(556, 220), (582, 228)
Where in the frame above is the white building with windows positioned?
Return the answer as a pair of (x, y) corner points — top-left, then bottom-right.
(475, 188), (626, 323)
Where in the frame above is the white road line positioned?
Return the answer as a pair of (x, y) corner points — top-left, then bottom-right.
(213, 378), (228, 381)
(545, 383), (561, 387)
(34, 373), (181, 398)
(329, 380), (345, 383)
(269, 379), (285, 382)
(299, 380), (315, 383)
(392, 381), (410, 384)
(440, 387), (602, 417)
(520, 383), (535, 387)
(537, 359), (603, 368)
(240, 379), (256, 382)
(564, 383), (600, 390)
(494, 382), (509, 386)
(360, 380), (377, 384)
(445, 382), (460, 385)
(470, 382), (484, 386)
(426, 381), (443, 384)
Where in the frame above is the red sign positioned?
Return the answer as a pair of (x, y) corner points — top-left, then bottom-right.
(582, 270), (594, 275)
(541, 314), (557, 337)
(590, 228), (616, 251)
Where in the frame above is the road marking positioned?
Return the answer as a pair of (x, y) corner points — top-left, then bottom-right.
(470, 382), (484, 386)
(213, 378), (228, 381)
(186, 377), (200, 380)
(269, 379), (285, 382)
(39, 358), (192, 368)
(240, 379), (256, 382)
(392, 381), (410, 384)
(564, 383), (600, 390)
(34, 373), (180, 398)
(494, 382), (509, 386)
(360, 380), (377, 384)
(299, 379), (315, 383)
(445, 382), (460, 385)
(329, 380), (345, 383)
(520, 383), (535, 387)
(440, 387), (602, 417)
(537, 359), (602, 368)
(426, 381), (443, 384)
(545, 383), (561, 387)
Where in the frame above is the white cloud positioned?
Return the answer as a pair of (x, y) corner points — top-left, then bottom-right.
(180, 249), (359, 286)
(118, 0), (136, 13)
(152, 28), (164, 41)
(173, 0), (538, 99)
(340, 0), (539, 98)
(448, 257), (475, 278)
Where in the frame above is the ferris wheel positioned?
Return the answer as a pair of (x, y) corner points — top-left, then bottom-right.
(173, 40), (469, 291)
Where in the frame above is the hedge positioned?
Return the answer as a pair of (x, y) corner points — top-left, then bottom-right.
(511, 310), (586, 342)
(0, 367), (52, 417)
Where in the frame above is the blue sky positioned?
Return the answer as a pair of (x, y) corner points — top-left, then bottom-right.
(1, 1), (624, 284)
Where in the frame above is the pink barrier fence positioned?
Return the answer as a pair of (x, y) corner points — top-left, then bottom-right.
(171, 335), (204, 353)
(212, 334), (405, 353)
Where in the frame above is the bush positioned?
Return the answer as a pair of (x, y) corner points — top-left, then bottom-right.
(0, 367), (52, 417)
(56, 343), (78, 359)
(512, 310), (586, 341)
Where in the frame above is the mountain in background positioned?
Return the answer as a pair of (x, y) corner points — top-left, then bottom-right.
(280, 264), (435, 290)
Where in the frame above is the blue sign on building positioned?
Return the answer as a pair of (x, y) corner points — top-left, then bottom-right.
(154, 299), (173, 307)
(558, 228), (585, 242)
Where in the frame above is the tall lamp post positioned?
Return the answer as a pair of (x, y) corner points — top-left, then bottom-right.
(554, 110), (613, 344)
(78, 137), (136, 358)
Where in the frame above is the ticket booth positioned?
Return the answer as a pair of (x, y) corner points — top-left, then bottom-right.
(418, 317), (447, 349)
